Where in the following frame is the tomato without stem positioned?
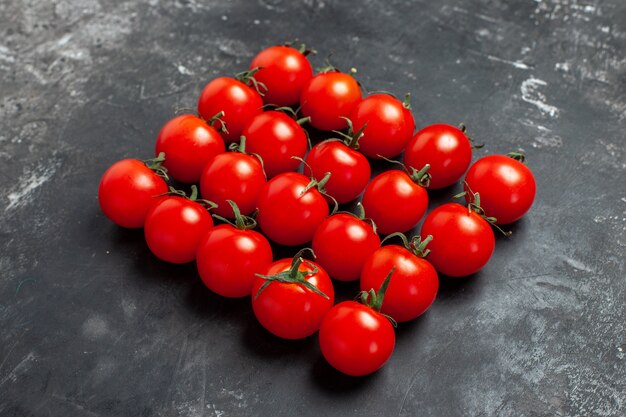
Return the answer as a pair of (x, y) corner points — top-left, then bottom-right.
(404, 124), (472, 189)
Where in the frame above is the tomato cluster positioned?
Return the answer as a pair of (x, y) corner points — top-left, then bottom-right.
(98, 43), (537, 377)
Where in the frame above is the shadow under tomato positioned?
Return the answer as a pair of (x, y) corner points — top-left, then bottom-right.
(435, 272), (483, 302)
(310, 356), (378, 394)
(184, 280), (253, 321)
(240, 315), (317, 360)
(394, 311), (428, 339)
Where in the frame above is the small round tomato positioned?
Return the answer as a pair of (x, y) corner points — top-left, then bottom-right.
(360, 236), (438, 322)
(243, 111), (308, 178)
(404, 124), (473, 189)
(304, 139), (370, 204)
(252, 253), (334, 339)
(249, 45), (313, 106)
(144, 186), (214, 264)
(199, 139), (266, 218)
(464, 153), (536, 224)
(350, 93), (415, 159)
(155, 114), (225, 183)
(197, 203), (272, 298)
(312, 210), (380, 281)
(98, 156), (168, 228)
(420, 203), (495, 277)
(197, 76), (263, 143)
(300, 71), (362, 131)
(361, 167), (429, 235)
(256, 172), (330, 246)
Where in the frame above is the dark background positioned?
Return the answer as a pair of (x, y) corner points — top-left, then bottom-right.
(1, 0), (624, 416)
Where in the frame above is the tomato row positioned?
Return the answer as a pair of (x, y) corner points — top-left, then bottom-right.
(97, 43), (537, 376)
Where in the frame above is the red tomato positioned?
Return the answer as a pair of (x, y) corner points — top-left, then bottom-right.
(199, 139), (266, 218)
(404, 124), (472, 189)
(361, 168), (429, 235)
(350, 93), (415, 159)
(256, 172), (330, 246)
(155, 114), (225, 183)
(249, 45), (313, 106)
(243, 111), (308, 178)
(304, 140), (371, 204)
(98, 156), (168, 228)
(312, 211), (380, 281)
(420, 203), (495, 277)
(360, 239), (438, 323)
(464, 154), (536, 224)
(252, 255), (334, 339)
(300, 71), (362, 131)
(197, 76), (263, 143)
(144, 187), (214, 264)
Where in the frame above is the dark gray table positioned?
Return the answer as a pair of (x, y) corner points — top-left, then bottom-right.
(1, 1), (624, 416)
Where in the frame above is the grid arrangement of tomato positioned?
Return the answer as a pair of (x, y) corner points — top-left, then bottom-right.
(98, 43), (537, 377)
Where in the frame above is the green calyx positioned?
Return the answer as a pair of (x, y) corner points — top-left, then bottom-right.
(254, 248), (329, 300)
(381, 233), (433, 258)
(299, 170), (339, 214)
(507, 151), (526, 163)
(402, 92), (412, 110)
(453, 184), (512, 237)
(157, 185), (218, 211)
(334, 202), (378, 234)
(331, 117), (367, 150)
(143, 152), (169, 180)
(236, 67), (267, 96)
(378, 156), (431, 187)
(228, 136), (268, 179)
(283, 40), (317, 56)
(458, 123), (484, 150)
(212, 200), (257, 230)
(208, 111), (229, 135)
(357, 267), (397, 326)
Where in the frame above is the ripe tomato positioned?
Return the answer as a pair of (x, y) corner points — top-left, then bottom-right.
(155, 114), (225, 183)
(98, 155), (168, 228)
(464, 153), (536, 224)
(256, 172), (330, 246)
(199, 138), (266, 218)
(312, 209), (380, 281)
(304, 138), (370, 204)
(197, 202), (272, 298)
(197, 76), (263, 143)
(300, 71), (362, 131)
(249, 45), (313, 106)
(350, 93), (415, 159)
(360, 235), (438, 322)
(144, 186), (214, 264)
(404, 123), (473, 189)
(361, 167), (430, 235)
(420, 203), (495, 277)
(243, 111), (308, 178)
(252, 253), (334, 339)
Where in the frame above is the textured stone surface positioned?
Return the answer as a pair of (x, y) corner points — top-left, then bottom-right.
(0, 0), (624, 416)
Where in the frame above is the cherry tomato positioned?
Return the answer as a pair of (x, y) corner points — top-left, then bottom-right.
(98, 156), (168, 228)
(144, 187), (214, 264)
(300, 71), (362, 131)
(252, 254), (334, 339)
(420, 203), (495, 277)
(155, 114), (225, 183)
(249, 45), (313, 106)
(304, 140), (370, 204)
(360, 238), (438, 322)
(464, 154), (536, 224)
(243, 111), (308, 178)
(404, 124), (472, 189)
(350, 93), (415, 159)
(256, 172), (330, 246)
(361, 168), (429, 235)
(197, 76), (263, 143)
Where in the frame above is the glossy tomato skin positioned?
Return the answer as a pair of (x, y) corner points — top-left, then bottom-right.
(98, 159), (168, 228)
(197, 225), (273, 298)
(251, 259), (334, 339)
(256, 172), (329, 246)
(361, 170), (428, 235)
(199, 152), (266, 218)
(420, 203), (495, 277)
(243, 111), (308, 178)
(319, 301), (395, 376)
(144, 197), (214, 264)
(155, 114), (225, 183)
(250, 45), (313, 106)
(360, 245), (438, 322)
(197, 77), (263, 143)
(464, 155), (536, 224)
(404, 124), (472, 189)
(350, 94), (415, 159)
(312, 214), (380, 281)
(304, 140), (371, 204)
(300, 72), (362, 131)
